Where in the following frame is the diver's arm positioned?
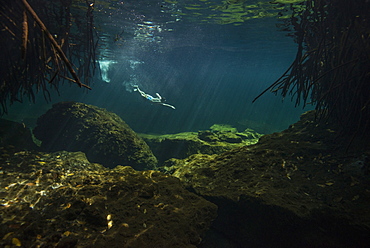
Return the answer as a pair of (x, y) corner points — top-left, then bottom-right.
(134, 85), (148, 98)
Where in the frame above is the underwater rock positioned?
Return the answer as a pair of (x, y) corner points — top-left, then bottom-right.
(0, 118), (38, 150)
(33, 102), (157, 170)
(0, 150), (217, 248)
(209, 124), (238, 133)
(208, 124), (257, 143)
(139, 127), (262, 164)
(216, 132), (242, 143)
(197, 130), (220, 142)
(170, 111), (370, 248)
(162, 154), (218, 177)
(236, 118), (288, 134)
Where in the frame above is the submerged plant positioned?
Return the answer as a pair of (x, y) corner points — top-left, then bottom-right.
(0, 0), (97, 114)
(254, 0), (370, 135)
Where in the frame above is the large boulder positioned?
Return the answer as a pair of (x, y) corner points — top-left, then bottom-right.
(33, 102), (157, 170)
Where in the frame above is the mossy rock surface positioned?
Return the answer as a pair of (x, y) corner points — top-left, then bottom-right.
(33, 102), (157, 169)
(209, 124), (238, 133)
(0, 149), (217, 248)
(139, 127), (261, 164)
(167, 111), (370, 247)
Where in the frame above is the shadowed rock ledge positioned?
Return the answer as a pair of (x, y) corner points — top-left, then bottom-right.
(0, 119), (38, 150)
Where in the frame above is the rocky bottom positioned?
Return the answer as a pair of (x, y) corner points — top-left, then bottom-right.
(163, 111), (370, 248)
(0, 149), (217, 248)
(1, 111), (370, 248)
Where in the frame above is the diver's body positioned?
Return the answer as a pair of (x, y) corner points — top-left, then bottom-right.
(133, 85), (175, 109)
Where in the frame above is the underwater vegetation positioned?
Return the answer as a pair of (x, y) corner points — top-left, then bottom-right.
(0, 0), (97, 114)
(254, 0), (370, 138)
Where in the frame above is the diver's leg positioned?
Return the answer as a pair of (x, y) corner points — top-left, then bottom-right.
(160, 103), (176, 109)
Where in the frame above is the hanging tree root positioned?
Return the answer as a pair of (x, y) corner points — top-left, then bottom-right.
(253, 0), (370, 136)
(21, 0), (91, 90)
(21, 9), (28, 60)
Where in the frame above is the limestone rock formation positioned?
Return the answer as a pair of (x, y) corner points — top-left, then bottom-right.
(0, 149), (217, 248)
(33, 102), (157, 170)
(167, 111), (370, 248)
(139, 127), (261, 164)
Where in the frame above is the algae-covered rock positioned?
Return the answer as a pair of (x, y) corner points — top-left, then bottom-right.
(197, 130), (220, 142)
(168, 111), (370, 247)
(208, 124), (262, 143)
(139, 132), (224, 164)
(241, 128), (263, 139)
(140, 126), (261, 164)
(162, 154), (218, 177)
(0, 150), (217, 248)
(217, 132), (242, 143)
(210, 124), (238, 133)
(33, 102), (157, 170)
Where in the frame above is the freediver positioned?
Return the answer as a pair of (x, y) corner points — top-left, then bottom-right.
(133, 85), (176, 109)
